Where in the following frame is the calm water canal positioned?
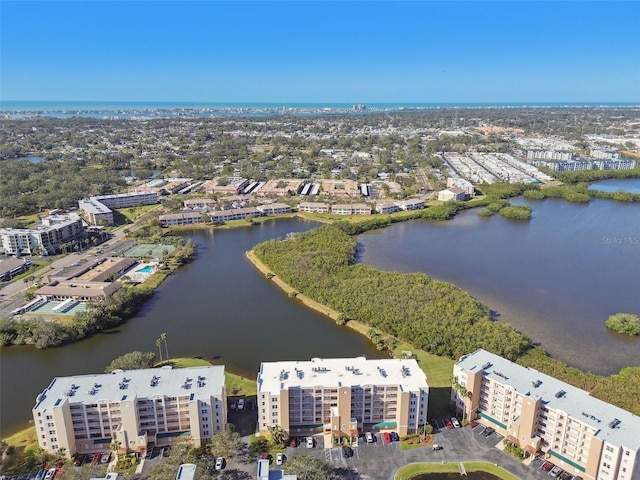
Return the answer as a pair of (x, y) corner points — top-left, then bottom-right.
(2, 187), (639, 437)
(1, 218), (384, 436)
(358, 196), (640, 376)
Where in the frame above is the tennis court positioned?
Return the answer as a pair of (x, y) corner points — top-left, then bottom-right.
(122, 243), (176, 258)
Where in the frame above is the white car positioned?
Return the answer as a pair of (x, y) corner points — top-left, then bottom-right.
(450, 417), (461, 428)
(237, 398), (245, 410)
(44, 469), (57, 480)
(306, 436), (314, 448)
(276, 453), (285, 465)
(365, 432), (374, 443)
(215, 457), (224, 470)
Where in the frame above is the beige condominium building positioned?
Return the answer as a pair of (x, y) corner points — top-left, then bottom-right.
(257, 357), (428, 439)
(32, 366), (226, 458)
(453, 349), (640, 480)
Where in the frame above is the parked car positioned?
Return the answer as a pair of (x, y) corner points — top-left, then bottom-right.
(44, 468), (57, 480)
(35, 469), (47, 480)
(276, 453), (285, 465)
(482, 427), (495, 437)
(289, 437), (297, 448)
(549, 466), (563, 477)
(469, 420), (478, 428)
(237, 398), (245, 410)
(73, 455), (85, 467)
(342, 446), (353, 458)
(365, 432), (374, 443)
(100, 452), (111, 464)
(450, 417), (461, 428)
(446, 420), (454, 429)
(215, 457), (224, 470)
(390, 431), (400, 442)
(541, 461), (554, 472)
(306, 436), (314, 448)
(382, 432), (391, 443)
(260, 453), (271, 461)
(92, 453), (101, 464)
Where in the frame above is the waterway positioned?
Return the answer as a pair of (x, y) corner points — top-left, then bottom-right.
(0, 218), (384, 437)
(358, 196), (640, 376)
(588, 178), (640, 194)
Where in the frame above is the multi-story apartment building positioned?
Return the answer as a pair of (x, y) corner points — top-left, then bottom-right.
(453, 350), (640, 480)
(0, 212), (84, 256)
(32, 366), (226, 458)
(257, 357), (428, 438)
(79, 191), (158, 226)
(330, 204), (372, 215)
(298, 202), (330, 214)
(527, 150), (575, 161)
(79, 198), (114, 226)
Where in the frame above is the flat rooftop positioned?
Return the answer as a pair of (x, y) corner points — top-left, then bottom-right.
(456, 349), (640, 449)
(258, 357), (428, 393)
(33, 365), (225, 411)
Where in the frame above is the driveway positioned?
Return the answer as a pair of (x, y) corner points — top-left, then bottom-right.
(287, 426), (556, 480)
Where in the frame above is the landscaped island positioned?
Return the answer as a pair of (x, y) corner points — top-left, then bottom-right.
(249, 221), (640, 416)
(606, 313), (640, 336)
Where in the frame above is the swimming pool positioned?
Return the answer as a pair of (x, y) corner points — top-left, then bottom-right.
(136, 265), (153, 273)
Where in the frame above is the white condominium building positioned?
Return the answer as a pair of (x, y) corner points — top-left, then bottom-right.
(453, 349), (640, 480)
(257, 357), (428, 438)
(0, 212), (84, 256)
(32, 366), (226, 457)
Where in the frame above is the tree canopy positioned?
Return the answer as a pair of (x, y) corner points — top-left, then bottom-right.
(105, 351), (156, 372)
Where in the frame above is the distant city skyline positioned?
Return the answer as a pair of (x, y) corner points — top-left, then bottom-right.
(2, 1), (639, 103)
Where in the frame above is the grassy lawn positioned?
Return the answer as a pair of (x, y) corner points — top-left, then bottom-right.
(395, 462), (520, 480)
(226, 371), (257, 397)
(1, 426), (44, 475)
(116, 204), (162, 222)
(139, 271), (169, 289)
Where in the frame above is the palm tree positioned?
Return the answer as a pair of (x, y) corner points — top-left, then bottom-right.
(160, 332), (169, 361)
(156, 338), (164, 363)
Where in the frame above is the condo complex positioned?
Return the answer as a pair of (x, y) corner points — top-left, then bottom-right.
(31, 352), (640, 480)
(453, 349), (640, 480)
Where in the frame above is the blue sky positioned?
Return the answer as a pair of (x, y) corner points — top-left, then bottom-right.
(1, 1), (639, 103)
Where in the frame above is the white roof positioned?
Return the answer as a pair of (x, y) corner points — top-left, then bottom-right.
(33, 366), (225, 411)
(258, 357), (428, 393)
(456, 350), (640, 449)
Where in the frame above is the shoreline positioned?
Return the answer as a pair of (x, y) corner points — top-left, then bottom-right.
(245, 249), (456, 390)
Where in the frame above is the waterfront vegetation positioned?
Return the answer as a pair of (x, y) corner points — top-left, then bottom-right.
(0, 285), (154, 348)
(254, 225), (531, 361)
(395, 462), (519, 480)
(253, 223), (640, 416)
(605, 313), (640, 336)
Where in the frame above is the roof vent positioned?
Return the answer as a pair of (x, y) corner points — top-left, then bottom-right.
(532, 380), (542, 388)
(555, 390), (566, 398)
(609, 418), (621, 429)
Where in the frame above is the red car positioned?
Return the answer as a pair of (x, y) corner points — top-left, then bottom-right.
(446, 420), (453, 429)
(541, 461), (554, 472)
(469, 420), (478, 428)
(382, 432), (391, 443)
(91, 453), (101, 464)
(289, 437), (297, 448)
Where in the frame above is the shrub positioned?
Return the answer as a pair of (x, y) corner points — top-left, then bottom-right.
(606, 313), (640, 336)
(499, 205), (532, 220)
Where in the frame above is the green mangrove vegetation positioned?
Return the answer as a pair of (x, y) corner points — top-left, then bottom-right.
(254, 225), (531, 361)
(253, 223), (640, 416)
(606, 313), (640, 336)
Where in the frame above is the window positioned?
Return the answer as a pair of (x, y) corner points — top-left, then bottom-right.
(203, 431), (209, 436)
(201, 408), (208, 414)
